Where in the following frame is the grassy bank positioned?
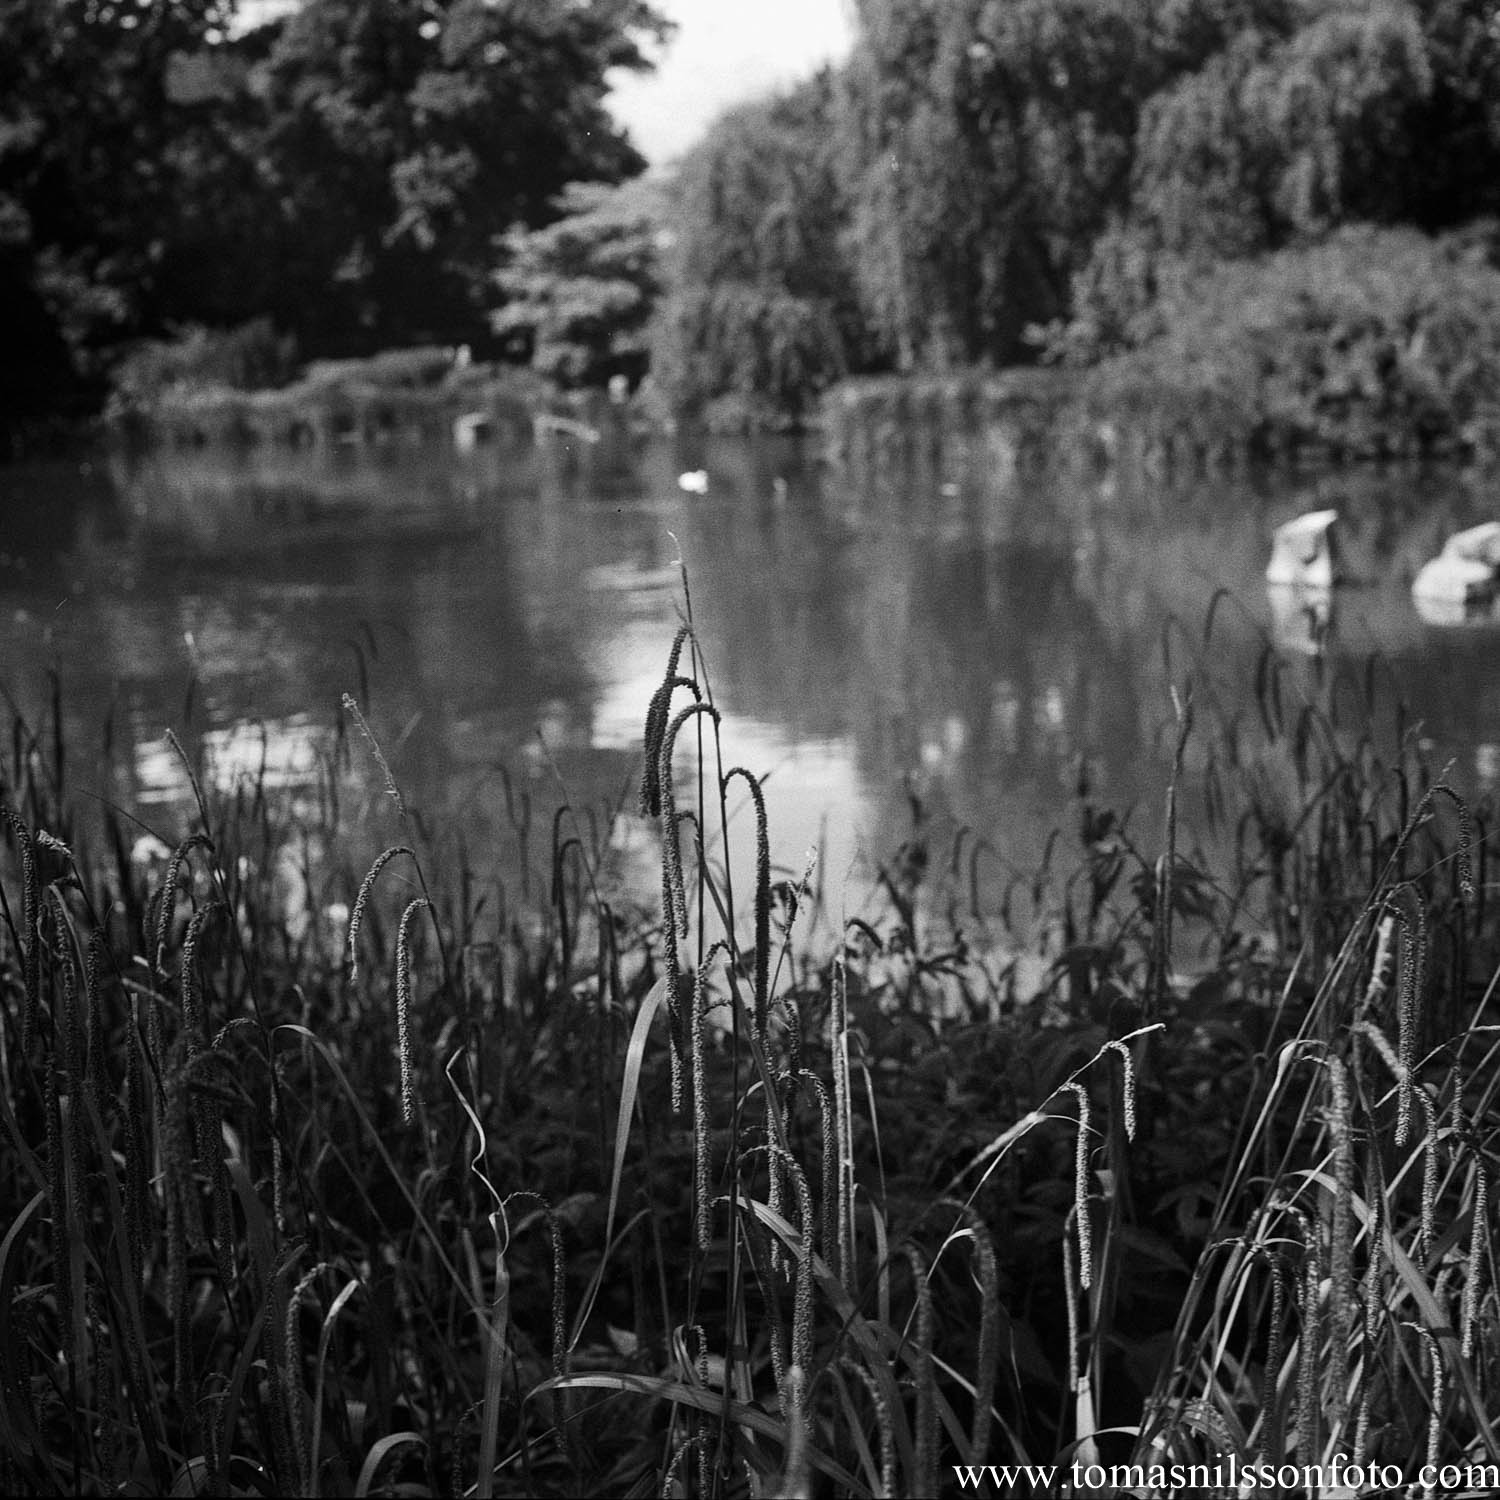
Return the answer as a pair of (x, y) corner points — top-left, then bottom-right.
(1, 584), (1497, 1497)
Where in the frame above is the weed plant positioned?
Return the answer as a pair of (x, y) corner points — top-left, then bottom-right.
(0, 580), (1497, 1498)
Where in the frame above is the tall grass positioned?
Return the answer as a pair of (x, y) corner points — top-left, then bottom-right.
(0, 581), (1497, 1497)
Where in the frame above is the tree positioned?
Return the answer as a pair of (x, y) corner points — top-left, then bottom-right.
(0, 0), (673, 436)
(650, 72), (868, 423)
(1077, 224), (1500, 460)
(491, 179), (662, 388)
(0, 0), (240, 428)
(252, 0), (672, 353)
(1057, 0), (1500, 364)
(833, 0), (1295, 369)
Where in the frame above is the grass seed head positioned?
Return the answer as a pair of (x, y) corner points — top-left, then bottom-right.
(840, 1356), (895, 1499)
(902, 1240), (938, 1497)
(690, 941), (729, 1251)
(1395, 897), (1427, 1147)
(152, 833), (214, 976)
(723, 765), (770, 1035)
(1461, 1155), (1488, 1361)
(1062, 1081), (1094, 1288)
(347, 845), (416, 982)
(342, 694), (406, 817)
(639, 625), (693, 817)
(394, 896), (433, 1125)
(1102, 1038), (1138, 1141)
(1323, 1053), (1355, 1432)
(3, 804), (41, 1054)
(180, 901), (224, 1061)
(1428, 783), (1475, 905)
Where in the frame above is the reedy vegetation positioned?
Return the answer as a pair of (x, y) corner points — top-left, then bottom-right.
(0, 587), (1497, 1497)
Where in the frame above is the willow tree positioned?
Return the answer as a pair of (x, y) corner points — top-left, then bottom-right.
(833, 0), (1296, 369)
(1060, 0), (1500, 363)
(649, 71), (866, 423)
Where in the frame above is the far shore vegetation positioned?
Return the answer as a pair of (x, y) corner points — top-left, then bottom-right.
(5, 1), (1500, 461)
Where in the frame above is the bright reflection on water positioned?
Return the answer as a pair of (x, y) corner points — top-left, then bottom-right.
(1, 433), (1497, 924)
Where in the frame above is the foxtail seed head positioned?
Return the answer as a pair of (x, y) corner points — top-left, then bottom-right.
(1102, 1038), (1138, 1141)
(691, 942), (729, 1250)
(902, 1241), (938, 1497)
(723, 765), (771, 1035)
(3, 805), (41, 1053)
(394, 897), (433, 1125)
(347, 846), (416, 982)
(1461, 1155), (1488, 1362)
(1061, 1082), (1094, 1288)
(1393, 895), (1427, 1148)
(151, 833), (213, 977)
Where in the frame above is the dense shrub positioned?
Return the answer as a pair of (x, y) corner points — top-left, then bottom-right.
(1071, 224), (1500, 461)
(649, 73), (869, 426)
(106, 318), (300, 417)
(300, 345), (465, 391)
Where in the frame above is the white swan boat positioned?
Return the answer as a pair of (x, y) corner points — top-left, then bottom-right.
(1266, 509), (1341, 587)
(1412, 521), (1500, 608)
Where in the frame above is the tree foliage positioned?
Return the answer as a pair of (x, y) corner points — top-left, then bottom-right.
(1061, 0), (1500, 363)
(649, 72), (868, 425)
(668, 0), (1500, 426)
(253, 0), (668, 351)
(10, 0), (1500, 438)
(0, 0), (241, 421)
(492, 179), (662, 388)
(0, 0), (670, 439)
(833, 0), (1295, 369)
(1079, 223), (1500, 459)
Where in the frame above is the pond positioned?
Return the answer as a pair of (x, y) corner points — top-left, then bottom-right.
(1, 430), (1496, 936)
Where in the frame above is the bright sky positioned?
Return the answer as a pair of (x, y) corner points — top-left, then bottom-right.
(608, 0), (855, 166)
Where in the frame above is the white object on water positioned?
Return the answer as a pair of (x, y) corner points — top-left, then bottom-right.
(1412, 520), (1500, 608)
(1412, 590), (1500, 628)
(453, 411), (491, 451)
(130, 833), (172, 868)
(1266, 582), (1334, 656)
(534, 412), (601, 444)
(1266, 509), (1341, 587)
(677, 469), (709, 495)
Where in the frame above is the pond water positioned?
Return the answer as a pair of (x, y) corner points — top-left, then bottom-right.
(1, 431), (1497, 932)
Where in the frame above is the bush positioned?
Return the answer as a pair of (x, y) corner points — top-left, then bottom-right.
(300, 345), (463, 392)
(106, 318), (300, 417)
(1070, 224), (1500, 462)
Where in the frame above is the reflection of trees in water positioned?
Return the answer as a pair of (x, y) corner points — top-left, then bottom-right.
(827, 436), (1500, 842)
(10, 435), (1499, 897)
(839, 534), (1143, 799)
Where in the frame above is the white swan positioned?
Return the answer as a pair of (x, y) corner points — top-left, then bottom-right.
(1266, 509), (1341, 588)
(1412, 521), (1500, 607)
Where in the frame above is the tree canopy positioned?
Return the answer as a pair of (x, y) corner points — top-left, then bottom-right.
(0, 0), (670, 439)
(491, 178), (663, 389)
(649, 72), (868, 426)
(656, 0), (1500, 439)
(8, 0), (1500, 444)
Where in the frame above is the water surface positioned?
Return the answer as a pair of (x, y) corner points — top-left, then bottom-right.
(2, 434), (1496, 931)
